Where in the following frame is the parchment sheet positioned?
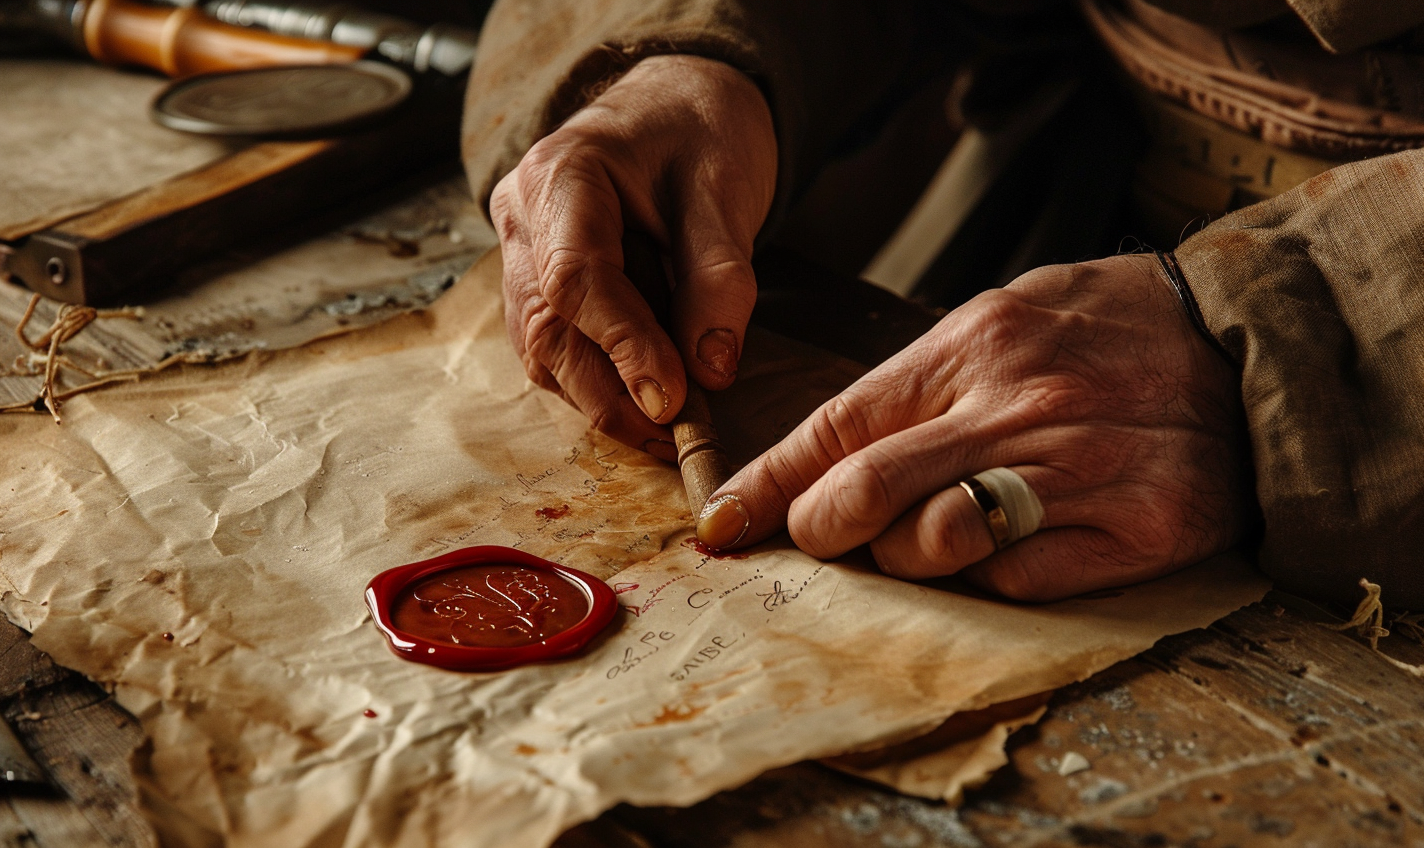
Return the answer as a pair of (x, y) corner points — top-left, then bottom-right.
(823, 693), (1053, 804)
(0, 249), (1268, 847)
(0, 59), (242, 240)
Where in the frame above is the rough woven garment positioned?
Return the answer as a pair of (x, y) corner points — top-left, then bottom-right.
(1178, 148), (1424, 608)
(0, 250), (1267, 847)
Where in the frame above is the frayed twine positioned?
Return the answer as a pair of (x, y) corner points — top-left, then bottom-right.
(1325, 577), (1424, 678)
(3, 293), (145, 423)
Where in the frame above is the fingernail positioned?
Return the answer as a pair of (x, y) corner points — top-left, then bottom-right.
(634, 379), (667, 420)
(696, 494), (749, 549)
(642, 439), (677, 463)
(696, 329), (738, 380)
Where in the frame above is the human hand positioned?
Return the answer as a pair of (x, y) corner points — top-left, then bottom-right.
(491, 54), (777, 461)
(696, 254), (1252, 601)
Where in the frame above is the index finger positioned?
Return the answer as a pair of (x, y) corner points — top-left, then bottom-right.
(518, 143), (688, 423)
(694, 364), (928, 549)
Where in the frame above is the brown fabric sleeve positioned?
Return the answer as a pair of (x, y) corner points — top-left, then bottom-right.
(1139, 0), (1424, 51)
(1176, 150), (1424, 607)
(1282, 0), (1424, 53)
(460, 0), (924, 230)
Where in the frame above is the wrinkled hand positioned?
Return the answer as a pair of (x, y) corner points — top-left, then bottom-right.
(492, 55), (777, 461)
(698, 255), (1251, 601)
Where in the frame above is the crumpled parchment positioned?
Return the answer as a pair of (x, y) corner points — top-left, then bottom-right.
(0, 249), (1268, 847)
(823, 692), (1053, 804)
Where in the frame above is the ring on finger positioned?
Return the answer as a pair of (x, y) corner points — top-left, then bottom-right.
(958, 467), (1044, 551)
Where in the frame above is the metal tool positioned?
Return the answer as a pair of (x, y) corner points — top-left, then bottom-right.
(175, 0), (480, 75)
(152, 60), (411, 137)
(0, 0), (87, 53)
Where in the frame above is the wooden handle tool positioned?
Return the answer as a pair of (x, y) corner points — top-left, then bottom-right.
(672, 383), (733, 518)
(621, 231), (733, 517)
(82, 0), (365, 77)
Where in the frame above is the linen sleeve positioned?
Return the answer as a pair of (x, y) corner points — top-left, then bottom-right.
(460, 0), (926, 228)
(1175, 149), (1424, 607)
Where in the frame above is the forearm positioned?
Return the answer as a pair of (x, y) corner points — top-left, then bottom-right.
(1176, 149), (1424, 606)
(461, 0), (926, 231)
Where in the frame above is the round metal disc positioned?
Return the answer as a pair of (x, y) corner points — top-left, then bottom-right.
(151, 61), (412, 138)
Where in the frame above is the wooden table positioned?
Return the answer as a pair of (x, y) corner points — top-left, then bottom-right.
(2, 250), (1421, 848)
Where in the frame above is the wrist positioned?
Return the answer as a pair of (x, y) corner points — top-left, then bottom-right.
(1154, 249), (1234, 365)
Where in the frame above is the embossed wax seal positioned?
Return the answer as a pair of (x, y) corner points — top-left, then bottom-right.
(366, 546), (616, 672)
(151, 61), (411, 138)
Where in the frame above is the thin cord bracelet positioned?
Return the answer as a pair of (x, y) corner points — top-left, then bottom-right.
(1155, 249), (1234, 363)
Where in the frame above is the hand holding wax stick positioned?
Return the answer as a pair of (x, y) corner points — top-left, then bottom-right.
(620, 231), (734, 528)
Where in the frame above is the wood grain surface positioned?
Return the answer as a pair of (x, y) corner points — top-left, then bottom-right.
(0, 619), (153, 847)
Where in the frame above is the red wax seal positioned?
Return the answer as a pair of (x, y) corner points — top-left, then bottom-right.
(366, 546), (617, 672)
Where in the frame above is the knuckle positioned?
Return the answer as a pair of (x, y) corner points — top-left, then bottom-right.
(539, 249), (595, 312)
(920, 500), (972, 564)
(489, 182), (516, 232)
(516, 135), (574, 179)
(523, 360), (558, 393)
(788, 522), (831, 560)
(598, 317), (658, 368)
(1080, 521), (1162, 578)
(977, 565), (1046, 602)
(520, 303), (564, 361)
(523, 138), (614, 199)
(831, 451), (899, 524)
(690, 258), (759, 313)
(581, 398), (624, 437)
(813, 395), (874, 461)
(760, 446), (814, 506)
(958, 289), (1026, 341)
(1123, 487), (1198, 563)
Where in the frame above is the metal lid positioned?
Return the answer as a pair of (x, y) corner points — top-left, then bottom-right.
(151, 61), (412, 138)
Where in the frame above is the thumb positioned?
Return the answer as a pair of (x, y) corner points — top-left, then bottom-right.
(669, 193), (762, 391)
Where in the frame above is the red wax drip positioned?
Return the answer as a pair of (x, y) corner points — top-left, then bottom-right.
(535, 504), (571, 520)
(681, 536), (748, 560)
(161, 632), (175, 642)
(362, 709), (378, 719)
(366, 546), (617, 672)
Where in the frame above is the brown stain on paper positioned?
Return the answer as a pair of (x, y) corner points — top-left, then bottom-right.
(642, 704), (707, 727)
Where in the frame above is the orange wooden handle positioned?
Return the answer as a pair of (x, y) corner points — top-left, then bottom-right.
(82, 0), (367, 77)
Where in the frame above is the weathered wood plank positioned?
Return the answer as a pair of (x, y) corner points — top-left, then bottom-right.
(0, 619), (154, 848)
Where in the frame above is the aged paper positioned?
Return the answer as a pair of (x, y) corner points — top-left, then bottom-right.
(0, 59), (241, 240)
(0, 249), (1268, 847)
(823, 693), (1053, 804)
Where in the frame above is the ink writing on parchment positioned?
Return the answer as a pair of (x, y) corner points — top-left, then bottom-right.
(606, 630), (677, 679)
(755, 566), (826, 612)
